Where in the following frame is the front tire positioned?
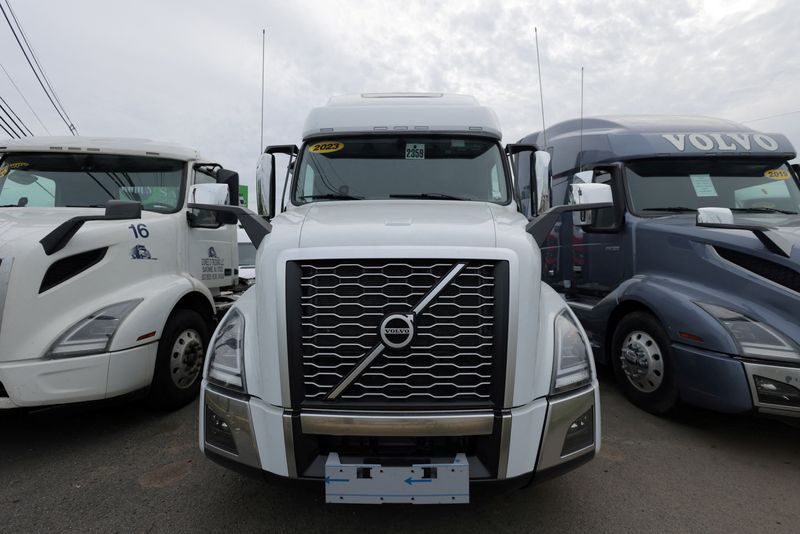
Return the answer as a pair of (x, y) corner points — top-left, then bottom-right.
(148, 309), (209, 410)
(611, 311), (678, 414)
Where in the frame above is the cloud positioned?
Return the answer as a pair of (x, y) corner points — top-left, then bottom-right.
(0, 0), (798, 202)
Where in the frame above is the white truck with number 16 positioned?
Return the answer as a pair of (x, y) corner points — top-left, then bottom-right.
(0, 137), (241, 410)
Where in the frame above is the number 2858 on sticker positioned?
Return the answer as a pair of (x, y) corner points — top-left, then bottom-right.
(405, 143), (425, 160)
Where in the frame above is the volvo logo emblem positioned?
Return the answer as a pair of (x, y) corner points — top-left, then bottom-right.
(379, 313), (415, 350)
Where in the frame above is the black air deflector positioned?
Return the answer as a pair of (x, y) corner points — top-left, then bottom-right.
(40, 247), (108, 293)
(715, 247), (800, 294)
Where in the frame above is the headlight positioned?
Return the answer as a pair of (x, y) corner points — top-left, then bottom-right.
(697, 302), (800, 362)
(207, 308), (246, 391)
(47, 299), (142, 358)
(551, 309), (592, 394)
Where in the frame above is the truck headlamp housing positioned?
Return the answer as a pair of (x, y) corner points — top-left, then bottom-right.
(551, 309), (592, 395)
(47, 299), (142, 359)
(207, 308), (246, 392)
(697, 302), (800, 363)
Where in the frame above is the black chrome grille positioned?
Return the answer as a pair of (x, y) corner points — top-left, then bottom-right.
(292, 259), (504, 404)
(715, 247), (800, 293)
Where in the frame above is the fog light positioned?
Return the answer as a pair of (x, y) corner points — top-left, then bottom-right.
(561, 407), (594, 456)
(754, 375), (800, 407)
(205, 405), (238, 454)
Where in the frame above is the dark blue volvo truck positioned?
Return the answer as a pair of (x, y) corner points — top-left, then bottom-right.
(517, 116), (800, 417)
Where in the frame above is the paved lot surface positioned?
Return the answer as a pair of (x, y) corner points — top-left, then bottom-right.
(2, 372), (799, 533)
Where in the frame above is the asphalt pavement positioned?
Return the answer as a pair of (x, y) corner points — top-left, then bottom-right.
(2, 372), (799, 533)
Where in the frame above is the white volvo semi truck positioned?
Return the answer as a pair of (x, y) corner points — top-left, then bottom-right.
(196, 93), (615, 503)
(0, 137), (241, 410)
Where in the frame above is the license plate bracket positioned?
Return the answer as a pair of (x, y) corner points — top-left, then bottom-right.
(324, 452), (469, 504)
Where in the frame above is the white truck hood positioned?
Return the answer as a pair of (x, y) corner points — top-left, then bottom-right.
(0, 207), (105, 252)
(291, 200), (501, 249)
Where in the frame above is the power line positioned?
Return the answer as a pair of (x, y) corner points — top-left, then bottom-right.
(0, 120), (15, 138)
(0, 0), (76, 135)
(0, 94), (31, 135)
(741, 110), (800, 124)
(0, 62), (50, 134)
(0, 111), (19, 138)
(4, 0), (76, 133)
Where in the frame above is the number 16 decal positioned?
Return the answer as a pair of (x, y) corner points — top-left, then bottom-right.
(129, 223), (150, 238)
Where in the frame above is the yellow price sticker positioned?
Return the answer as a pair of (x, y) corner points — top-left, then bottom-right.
(0, 161), (29, 178)
(764, 169), (790, 180)
(309, 141), (344, 154)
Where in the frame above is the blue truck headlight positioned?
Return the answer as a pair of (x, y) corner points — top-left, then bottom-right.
(697, 302), (800, 363)
(47, 299), (142, 358)
(551, 309), (592, 394)
(207, 308), (246, 392)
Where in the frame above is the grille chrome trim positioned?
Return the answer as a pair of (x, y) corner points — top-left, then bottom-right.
(294, 259), (502, 404)
(300, 410), (495, 436)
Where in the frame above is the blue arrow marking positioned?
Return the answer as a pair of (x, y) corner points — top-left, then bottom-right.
(325, 476), (350, 485)
(404, 477), (433, 486)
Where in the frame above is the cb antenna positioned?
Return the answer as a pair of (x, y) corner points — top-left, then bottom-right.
(260, 28), (266, 154)
(534, 27), (547, 150)
(579, 66), (584, 170)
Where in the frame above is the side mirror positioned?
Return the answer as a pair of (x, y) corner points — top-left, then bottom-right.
(506, 143), (550, 217)
(696, 207), (735, 225)
(188, 183), (235, 227)
(190, 183), (229, 206)
(533, 150), (551, 215)
(260, 145), (299, 219)
(569, 183), (613, 227)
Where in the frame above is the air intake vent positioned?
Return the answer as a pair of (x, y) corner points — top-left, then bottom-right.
(715, 247), (800, 293)
(40, 247), (107, 293)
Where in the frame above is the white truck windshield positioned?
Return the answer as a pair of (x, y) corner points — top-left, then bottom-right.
(0, 154), (185, 212)
(626, 159), (800, 216)
(293, 136), (509, 204)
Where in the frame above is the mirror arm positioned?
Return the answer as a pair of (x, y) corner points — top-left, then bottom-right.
(40, 200), (142, 255)
(188, 204), (272, 248)
(526, 202), (612, 247)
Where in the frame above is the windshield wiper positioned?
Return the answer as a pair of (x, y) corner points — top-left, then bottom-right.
(642, 207), (696, 212)
(730, 207), (798, 215)
(389, 193), (469, 201)
(66, 204), (106, 208)
(299, 193), (364, 201)
(0, 204), (20, 207)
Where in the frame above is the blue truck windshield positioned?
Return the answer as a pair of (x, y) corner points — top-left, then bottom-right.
(626, 159), (800, 215)
(0, 154), (185, 212)
(293, 136), (509, 204)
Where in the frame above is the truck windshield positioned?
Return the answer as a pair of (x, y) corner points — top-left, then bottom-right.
(0, 154), (185, 212)
(293, 136), (509, 204)
(626, 158), (800, 216)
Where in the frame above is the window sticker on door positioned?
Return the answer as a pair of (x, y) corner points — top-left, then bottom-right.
(764, 169), (790, 180)
(405, 143), (425, 159)
(690, 174), (718, 197)
(309, 141), (344, 154)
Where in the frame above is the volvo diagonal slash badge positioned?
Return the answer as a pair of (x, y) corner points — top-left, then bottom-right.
(380, 313), (415, 349)
(325, 262), (467, 400)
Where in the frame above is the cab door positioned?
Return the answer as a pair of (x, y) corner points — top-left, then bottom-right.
(187, 168), (237, 289)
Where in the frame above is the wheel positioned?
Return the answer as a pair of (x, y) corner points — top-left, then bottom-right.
(610, 311), (678, 414)
(148, 309), (209, 410)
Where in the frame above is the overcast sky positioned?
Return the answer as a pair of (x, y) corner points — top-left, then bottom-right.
(1, 0), (799, 200)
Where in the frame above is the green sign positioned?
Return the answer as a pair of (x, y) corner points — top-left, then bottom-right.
(238, 185), (249, 208)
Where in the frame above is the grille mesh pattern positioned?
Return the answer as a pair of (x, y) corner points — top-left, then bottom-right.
(299, 260), (496, 401)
